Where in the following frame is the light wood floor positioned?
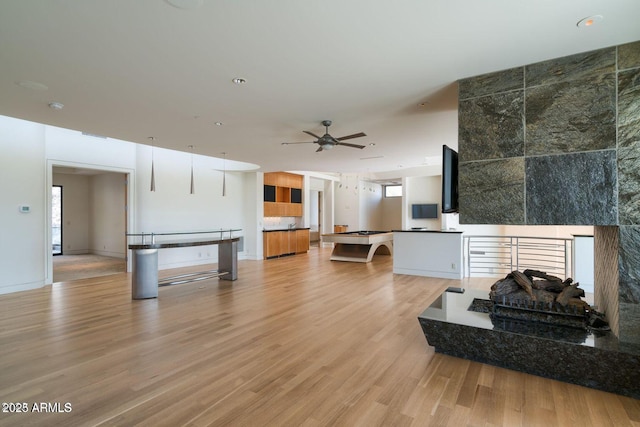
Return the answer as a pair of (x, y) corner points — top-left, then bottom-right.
(1, 247), (639, 426)
(53, 254), (126, 282)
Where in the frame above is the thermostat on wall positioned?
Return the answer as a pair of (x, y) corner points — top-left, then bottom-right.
(18, 205), (31, 213)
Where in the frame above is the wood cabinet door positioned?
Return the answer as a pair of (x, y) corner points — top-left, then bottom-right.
(288, 230), (297, 254)
(264, 173), (278, 186)
(290, 203), (303, 217)
(264, 202), (278, 217)
(296, 229), (309, 253)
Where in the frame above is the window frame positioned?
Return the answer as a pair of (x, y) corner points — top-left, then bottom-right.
(383, 184), (402, 198)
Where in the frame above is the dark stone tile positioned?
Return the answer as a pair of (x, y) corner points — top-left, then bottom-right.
(458, 67), (523, 99)
(526, 151), (617, 225)
(458, 158), (525, 224)
(618, 145), (640, 225)
(618, 68), (640, 148)
(459, 91), (524, 162)
(619, 226), (640, 304)
(619, 41), (640, 71)
(525, 47), (615, 87)
(525, 74), (616, 156)
(619, 303), (640, 345)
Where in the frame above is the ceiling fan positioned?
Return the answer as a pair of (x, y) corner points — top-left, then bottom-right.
(282, 120), (366, 152)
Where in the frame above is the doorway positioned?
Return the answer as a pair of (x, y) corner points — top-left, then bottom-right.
(52, 185), (62, 255)
(309, 190), (322, 247)
(51, 167), (128, 282)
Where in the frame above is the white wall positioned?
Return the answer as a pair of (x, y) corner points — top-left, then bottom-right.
(359, 181), (383, 230)
(0, 116), (46, 294)
(404, 175), (441, 230)
(381, 196), (402, 231)
(52, 173), (91, 254)
(0, 115), (256, 294)
(334, 174), (384, 231)
(134, 144), (248, 269)
(334, 175), (360, 230)
(90, 173), (127, 258)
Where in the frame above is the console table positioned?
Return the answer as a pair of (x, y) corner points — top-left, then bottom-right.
(127, 230), (240, 300)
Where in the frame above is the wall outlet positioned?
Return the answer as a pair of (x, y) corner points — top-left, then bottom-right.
(451, 263), (456, 270)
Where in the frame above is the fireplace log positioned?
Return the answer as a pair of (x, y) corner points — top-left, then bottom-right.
(556, 284), (585, 306)
(523, 269), (563, 283)
(532, 289), (557, 304)
(511, 271), (536, 301)
(567, 298), (590, 311)
(489, 277), (520, 300)
(531, 279), (568, 293)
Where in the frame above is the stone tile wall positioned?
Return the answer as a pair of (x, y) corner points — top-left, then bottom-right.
(458, 41), (640, 342)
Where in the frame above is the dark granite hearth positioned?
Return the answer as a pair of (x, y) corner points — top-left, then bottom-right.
(418, 289), (640, 399)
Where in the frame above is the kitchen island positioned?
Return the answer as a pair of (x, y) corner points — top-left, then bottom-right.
(321, 230), (393, 263)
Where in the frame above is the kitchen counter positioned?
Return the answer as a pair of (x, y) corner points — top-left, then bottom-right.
(263, 227), (310, 232)
(393, 229), (463, 233)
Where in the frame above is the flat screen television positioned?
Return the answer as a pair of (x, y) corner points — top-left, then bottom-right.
(412, 203), (438, 219)
(441, 144), (459, 213)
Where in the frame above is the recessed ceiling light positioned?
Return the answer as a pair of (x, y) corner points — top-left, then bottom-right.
(577, 15), (603, 28)
(165, 0), (203, 10)
(232, 78), (247, 84)
(48, 101), (64, 110)
(215, 122), (223, 126)
(369, 143), (376, 146)
(16, 80), (48, 91)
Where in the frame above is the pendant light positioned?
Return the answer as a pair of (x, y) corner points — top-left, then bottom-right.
(188, 145), (195, 194)
(222, 152), (227, 197)
(149, 137), (156, 192)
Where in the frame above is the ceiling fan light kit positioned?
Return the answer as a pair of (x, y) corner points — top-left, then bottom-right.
(283, 120), (367, 152)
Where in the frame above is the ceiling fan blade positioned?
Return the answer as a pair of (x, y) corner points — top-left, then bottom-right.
(281, 141), (314, 145)
(303, 130), (323, 140)
(336, 141), (366, 149)
(336, 132), (366, 141)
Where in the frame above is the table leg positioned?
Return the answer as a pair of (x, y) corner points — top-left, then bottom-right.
(218, 240), (238, 281)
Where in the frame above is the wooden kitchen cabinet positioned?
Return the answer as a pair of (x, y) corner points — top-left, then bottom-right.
(334, 225), (348, 233)
(296, 229), (310, 253)
(263, 229), (309, 259)
(263, 231), (285, 258)
(263, 172), (303, 217)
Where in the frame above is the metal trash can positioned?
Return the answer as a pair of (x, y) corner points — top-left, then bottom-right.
(131, 249), (158, 299)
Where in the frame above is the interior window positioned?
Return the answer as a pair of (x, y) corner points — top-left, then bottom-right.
(384, 185), (402, 198)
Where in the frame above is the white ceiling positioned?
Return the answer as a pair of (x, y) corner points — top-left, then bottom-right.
(1, 1), (639, 175)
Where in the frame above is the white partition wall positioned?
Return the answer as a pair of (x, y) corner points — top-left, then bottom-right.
(393, 231), (463, 279)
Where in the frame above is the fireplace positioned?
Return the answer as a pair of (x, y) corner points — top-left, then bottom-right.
(418, 288), (640, 398)
(456, 42), (640, 345)
(420, 41), (640, 397)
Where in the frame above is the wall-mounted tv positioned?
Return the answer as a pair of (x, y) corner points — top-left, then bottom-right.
(412, 203), (438, 219)
(442, 144), (459, 213)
